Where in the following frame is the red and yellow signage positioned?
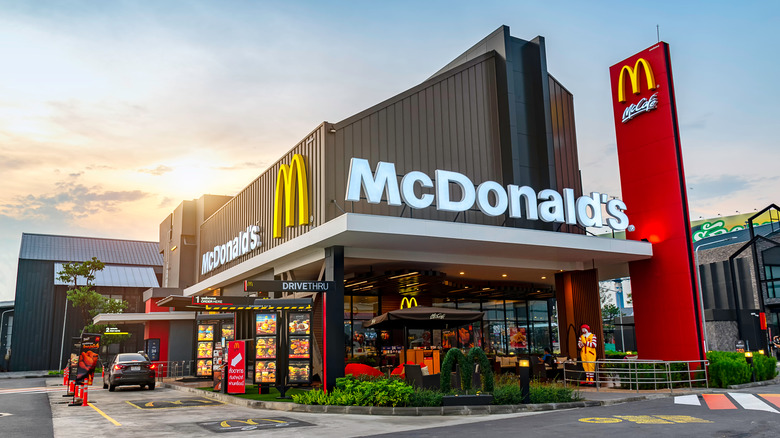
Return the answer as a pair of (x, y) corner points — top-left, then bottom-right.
(610, 43), (705, 361)
(273, 154), (309, 238)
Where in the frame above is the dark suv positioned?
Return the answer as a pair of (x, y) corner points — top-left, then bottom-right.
(103, 353), (156, 391)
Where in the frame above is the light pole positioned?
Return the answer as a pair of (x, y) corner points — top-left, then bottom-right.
(695, 236), (738, 353)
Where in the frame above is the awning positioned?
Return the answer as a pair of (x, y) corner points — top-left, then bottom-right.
(363, 306), (484, 330)
(92, 312), (196, 324)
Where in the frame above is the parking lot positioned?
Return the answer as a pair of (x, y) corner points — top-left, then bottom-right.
(45, 380), (530, 437)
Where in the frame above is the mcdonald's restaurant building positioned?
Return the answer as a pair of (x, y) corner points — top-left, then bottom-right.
(143, 26), (656, 389)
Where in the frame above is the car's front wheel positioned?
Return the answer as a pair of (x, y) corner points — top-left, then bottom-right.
(108, 384), (116, 392)
(103, 382), (108, 389)
(148, 382), (155, 390)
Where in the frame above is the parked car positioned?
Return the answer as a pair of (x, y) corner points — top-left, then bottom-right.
(103, 353), (156, 391)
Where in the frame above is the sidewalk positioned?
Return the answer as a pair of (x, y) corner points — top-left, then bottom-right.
(0, 370), (55, 379)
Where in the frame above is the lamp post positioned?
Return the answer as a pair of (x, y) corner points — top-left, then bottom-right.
(518, 359), (531, 404)
(695, 236), (738, 352)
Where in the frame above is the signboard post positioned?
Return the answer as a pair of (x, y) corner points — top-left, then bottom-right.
(227, 341), (246, 394)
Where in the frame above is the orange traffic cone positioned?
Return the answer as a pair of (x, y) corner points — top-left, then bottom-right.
(75, 384), (81, 399)
(81, 386), (88, 406)
(68, 380), (75, 395)
(63, 368), (68, 386)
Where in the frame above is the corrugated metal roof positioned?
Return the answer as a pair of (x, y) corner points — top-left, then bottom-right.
(20, 233), (162, 266)
(53, 263), (160, 288)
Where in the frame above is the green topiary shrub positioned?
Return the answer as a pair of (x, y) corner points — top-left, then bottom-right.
(467, 347), (495, 392)
(440, 348), (473, 392)
(707, 351), (751, 388)
(754, 353), (778, 381)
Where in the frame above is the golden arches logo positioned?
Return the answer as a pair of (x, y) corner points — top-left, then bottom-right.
(400, 297), (418, 309)
(617, 58), (659, 103)
(273, 154), (309, 238)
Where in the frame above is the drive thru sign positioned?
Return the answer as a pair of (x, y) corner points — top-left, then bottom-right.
(227, 341), (246, 394)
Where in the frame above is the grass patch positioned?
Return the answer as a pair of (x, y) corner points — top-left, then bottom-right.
(199, 385), (307, 402)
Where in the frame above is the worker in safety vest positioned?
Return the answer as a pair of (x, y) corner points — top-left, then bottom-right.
(578, 324), (597, 384)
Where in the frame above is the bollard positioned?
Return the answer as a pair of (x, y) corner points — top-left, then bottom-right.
(76, 384), (82, 399)
(81, 386), (89, 406)
(63, 368), (68, 386)
(68, 380), (75, 395)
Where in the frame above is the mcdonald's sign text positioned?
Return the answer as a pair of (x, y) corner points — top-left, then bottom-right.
(201, 225), (261, 275)
(400, 297), (418, 309)
(273, 154), (309, 238)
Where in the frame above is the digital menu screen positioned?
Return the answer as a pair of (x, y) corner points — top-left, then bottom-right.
(255, 337), (277, 359)
(288, 312), (310, 335)
(256, 314), (277, 335)
(197, 341), (213, 359)
(222, 323), (235, 341)
(255, 360), (277, 384)
(196, 359), (213, 376)
(288, 361), (311, 383)
(288, 337), (310, 359)
(198, 324), (215, 341)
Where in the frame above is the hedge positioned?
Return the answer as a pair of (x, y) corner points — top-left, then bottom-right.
(707, 351), (778, 388)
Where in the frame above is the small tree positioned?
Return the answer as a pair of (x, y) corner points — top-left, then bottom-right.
(57, 257), (131, 345)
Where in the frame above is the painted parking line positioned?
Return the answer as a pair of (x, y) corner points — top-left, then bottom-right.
(702, 394), (737, 410)
(674, 394), (700, 406)
(197, 417), (314, 433)
(88, 403), (121, 426)
(126, 397), (225, 410)
(759, 394), (780, 409)
(579, 415), (711, 424)
(730, 393), (779, 413)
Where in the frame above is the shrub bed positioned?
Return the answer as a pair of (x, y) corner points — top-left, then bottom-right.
(707, 351), (778, 388)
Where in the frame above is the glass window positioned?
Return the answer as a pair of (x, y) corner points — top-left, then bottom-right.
(528, 300), (550, 354)
(351, 296), (379, 319)
(483, 300), (505, 354)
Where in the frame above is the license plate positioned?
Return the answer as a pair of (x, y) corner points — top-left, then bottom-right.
(131, 366), (140, 371)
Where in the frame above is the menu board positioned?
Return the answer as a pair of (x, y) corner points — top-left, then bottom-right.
(196, 359), (212, 376)
(198, 324), (215, 341)
(289, 337), (310, 359)
(288, 313), (311, 335)
(256, 314), (277, 335)
(197, 341), (213, 359)
(222, 323), (235, 341)
(288, 361), (311, 383)
(255, 360), (277, 383)
(255, 337), (277, 359)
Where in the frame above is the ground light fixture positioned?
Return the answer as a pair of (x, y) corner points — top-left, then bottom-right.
(745, 351), (757, 382)
(759, 350), (765, 355)
(518, 359), (531, 403)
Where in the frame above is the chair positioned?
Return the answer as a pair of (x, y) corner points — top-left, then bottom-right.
(404, 364), (440, 390)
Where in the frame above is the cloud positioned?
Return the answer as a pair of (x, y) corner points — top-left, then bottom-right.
(216, 161), (266, 171)
(139, 165), (173, 176)
(0, 181), (149, 221)
(687, 174), (768, 201)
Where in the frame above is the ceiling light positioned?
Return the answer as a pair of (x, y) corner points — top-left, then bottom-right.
(459, 271), (465, 275)
(501, 274), (507, 278)
(389, 271), (419, 280)
(541, 276), (547, 280)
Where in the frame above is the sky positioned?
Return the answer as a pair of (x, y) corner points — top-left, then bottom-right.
(1, 1), (779, 301)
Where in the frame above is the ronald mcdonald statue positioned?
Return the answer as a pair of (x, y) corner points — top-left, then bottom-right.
(578, 324), (597, 384)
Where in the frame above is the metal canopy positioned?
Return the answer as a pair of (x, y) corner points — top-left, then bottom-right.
(363, 306), (484, 330)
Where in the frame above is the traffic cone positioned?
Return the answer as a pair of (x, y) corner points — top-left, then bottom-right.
(75, 384), (81, 399)
(69, 380), (75, 395)
(81, 386), (88, 406)
(63, 368), (68, 386)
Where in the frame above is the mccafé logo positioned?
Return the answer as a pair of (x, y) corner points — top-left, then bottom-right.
(400, 297), (418, 309)
(617, 58), (660, 123)
(273, 154), (309, 238)
(345, 158), (630, 232)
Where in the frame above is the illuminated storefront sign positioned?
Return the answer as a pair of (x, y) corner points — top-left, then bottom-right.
(617, 58), (660, 123)
(400, 297), (418, 309)
(201, 225), (261, 275)
(273, 154), (309, 238)
(345, 157), (630, 231)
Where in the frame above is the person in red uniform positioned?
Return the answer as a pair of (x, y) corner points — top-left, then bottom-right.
(578, 324), (597, 385)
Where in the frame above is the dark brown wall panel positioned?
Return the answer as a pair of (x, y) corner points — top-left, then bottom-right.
(555, 269), (603, 360)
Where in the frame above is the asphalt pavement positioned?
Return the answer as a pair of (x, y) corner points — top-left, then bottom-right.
(0, 377), (55, 438)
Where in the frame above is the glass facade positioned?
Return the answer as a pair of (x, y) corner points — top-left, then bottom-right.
(343, 293), (557, 359)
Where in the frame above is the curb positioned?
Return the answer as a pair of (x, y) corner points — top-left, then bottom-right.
(728, 377), (780, 390)
(0, 373), (56, 379)
(161, 382), (669, 416)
